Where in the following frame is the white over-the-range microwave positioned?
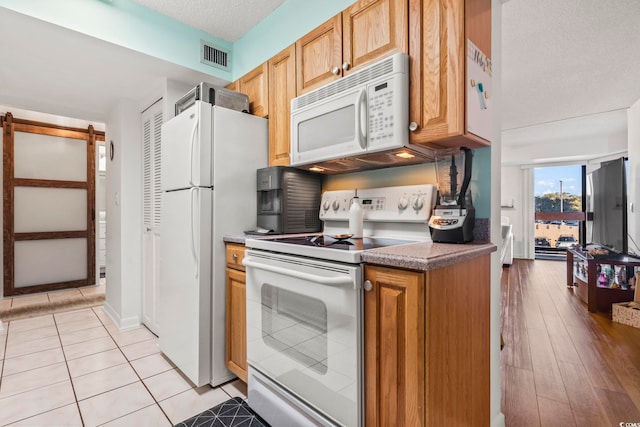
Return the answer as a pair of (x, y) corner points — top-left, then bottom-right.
(290, 52), (435, 172)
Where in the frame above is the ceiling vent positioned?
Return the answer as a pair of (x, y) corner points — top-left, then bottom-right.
(200, 40), (230, 71)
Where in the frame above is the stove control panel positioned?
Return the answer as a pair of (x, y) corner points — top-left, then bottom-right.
(319, 185), (436, 223)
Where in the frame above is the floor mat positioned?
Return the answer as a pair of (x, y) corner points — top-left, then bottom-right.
(174, 397), (270, 427)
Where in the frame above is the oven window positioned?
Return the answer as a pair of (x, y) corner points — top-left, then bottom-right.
(261, 284), (328, 374)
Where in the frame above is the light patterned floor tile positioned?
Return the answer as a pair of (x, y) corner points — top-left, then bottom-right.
(0, 334), (5, 360)
(143, 368), (194, 401)
(6, 403), (83, 426)
(0, 380), (76, 426)
(8, 315), (54, 333)
(109, 326), (157, 347)
(10, 294), (49, 308)
(221, 379), (248, 399)
(59, 325), (108, 346)
(66, 348), (127, 378)
(0, 362), (69, 399)
(7, 325), (58, 346)
(78, 381), (155, 426)
(120, 338), (160, 361)
(54, 308), (98, 325)
(55, 316), (102, 334)
(1, 348), (65, 376)
(159, 385), (229, 424)
(100, 404), (171, 427)
(4, 335), (60, 359)
(63, 336), (117, 360)
(130, 353), (176, 379)
(47, 289), (83, 302)
(92, 307), (117, 329)
(72, 363), (139, 400)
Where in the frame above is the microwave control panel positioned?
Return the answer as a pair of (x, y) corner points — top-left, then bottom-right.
(368, 81), (395, 143)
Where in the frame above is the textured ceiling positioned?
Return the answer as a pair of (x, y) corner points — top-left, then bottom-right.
(132, 0), (287, 42)
(502, 0), (640, 142)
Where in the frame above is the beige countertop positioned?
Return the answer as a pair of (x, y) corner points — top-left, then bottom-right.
(361, 240), (496, 271)
(225, 235), (496, 271)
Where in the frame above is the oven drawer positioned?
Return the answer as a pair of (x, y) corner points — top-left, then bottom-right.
(226, 243), (245, 271)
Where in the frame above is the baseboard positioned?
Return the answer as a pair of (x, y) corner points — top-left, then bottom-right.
(102, 301), (141, 331)
(492, 412), (505, 427)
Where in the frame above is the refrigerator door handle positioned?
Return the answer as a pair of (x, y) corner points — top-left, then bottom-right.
(189, 117), (199, 187)
(190, 188), (199, 278)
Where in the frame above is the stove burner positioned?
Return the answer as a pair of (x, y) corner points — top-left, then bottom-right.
(262, 235), (416, 251)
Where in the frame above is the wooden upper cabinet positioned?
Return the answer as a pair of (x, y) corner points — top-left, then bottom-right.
(343, 0), (408, 74)
(296, 15), (343, 95)
(408, 0), (492, 149)
(296, 0), (408, 95)
(238, 62), (269, 117)
(268, 45), (296, 166)
(225, 80), (238, 92)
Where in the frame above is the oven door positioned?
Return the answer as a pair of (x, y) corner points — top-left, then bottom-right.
(243, 249), (362, 427)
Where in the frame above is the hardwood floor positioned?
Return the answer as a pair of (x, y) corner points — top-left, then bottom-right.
(501, 259), (640, 426)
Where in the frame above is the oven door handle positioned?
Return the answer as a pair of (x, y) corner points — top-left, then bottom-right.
(243, 257), (355, 288)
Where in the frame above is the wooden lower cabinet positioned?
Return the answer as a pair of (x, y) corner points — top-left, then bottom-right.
(364, 254), (490, 426)
(225, 243), (247, 383)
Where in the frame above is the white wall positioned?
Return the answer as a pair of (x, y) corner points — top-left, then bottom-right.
(501, 132), (629, 259)
(104, 100), (143, 330)
(628, 99), (640, 254)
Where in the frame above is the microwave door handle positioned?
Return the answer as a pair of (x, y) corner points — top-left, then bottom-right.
(355, 89), (367, 149)
(243, 257), (354, 288)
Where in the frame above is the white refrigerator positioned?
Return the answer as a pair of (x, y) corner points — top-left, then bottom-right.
(159, 100), (267, 387)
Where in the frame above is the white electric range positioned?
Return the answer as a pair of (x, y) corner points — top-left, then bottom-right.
(243, 184), (436, 427)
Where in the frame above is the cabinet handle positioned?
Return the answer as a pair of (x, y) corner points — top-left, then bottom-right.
(342, 62), (350, 71)
(363, 280), (373, 292)
(232, 253), (238, 261)
(331, 66), (340, 75)
(409, 122), (418, 132)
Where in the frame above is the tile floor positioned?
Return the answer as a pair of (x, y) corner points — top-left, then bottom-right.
(0, 305), (247, 426)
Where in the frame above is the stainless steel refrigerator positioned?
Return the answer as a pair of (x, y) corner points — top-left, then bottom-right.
(159, 100), (267, 386)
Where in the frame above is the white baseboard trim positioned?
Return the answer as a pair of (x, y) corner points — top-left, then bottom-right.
(492, 412), (505, 427)
(102, 301), (141, 332)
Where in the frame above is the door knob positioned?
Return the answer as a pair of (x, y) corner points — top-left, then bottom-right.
(342, 62), (351, 71)
(409, 122), (418, 132)
(363, 280), (373, 292)
(232, 253), (238, 261)
(331, 66), (340, 75)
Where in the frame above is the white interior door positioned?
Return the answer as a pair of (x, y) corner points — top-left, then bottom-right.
(142, 100), (163, 335)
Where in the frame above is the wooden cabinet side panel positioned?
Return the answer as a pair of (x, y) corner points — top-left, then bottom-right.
(225, 80), (239, 92)
(424, 255), (490, 426)
(364, 265), (425, 427)
(268, 45), (296, 166)
(225, 267), (247, 383)
(296, 15), (343, 95)
(239, 62), (269, 117)
(343, 0), (408, 73)
(409, 0), (465, 145)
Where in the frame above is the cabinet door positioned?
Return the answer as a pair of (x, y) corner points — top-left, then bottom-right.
(408, 0), (491, 148)
(408, 0), (465, 147)
(225, 80), (239, 92)
(296, 14), (343, 95)
(225, 267), (247, 382)
(238, 62), (269, 117)
(343, 0), (408, 74)
(268, 45), (296, 166)
(364, 265), (425, 427)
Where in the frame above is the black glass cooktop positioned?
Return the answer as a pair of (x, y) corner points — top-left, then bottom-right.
(263, 235), (415, 251)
